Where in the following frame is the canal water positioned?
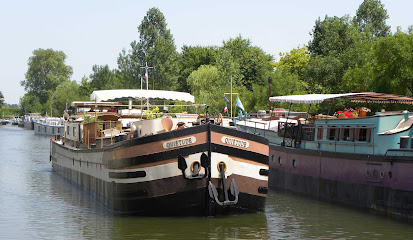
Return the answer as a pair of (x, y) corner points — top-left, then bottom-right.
(1, 125), (412, 239)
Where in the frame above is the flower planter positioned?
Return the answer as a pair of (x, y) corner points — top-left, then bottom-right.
(338, 115), (348, 119)
(359, 111), (366, 117)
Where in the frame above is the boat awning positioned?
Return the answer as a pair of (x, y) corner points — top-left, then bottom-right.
(269, 92), (413, 104)
(90, 89), (195, 103)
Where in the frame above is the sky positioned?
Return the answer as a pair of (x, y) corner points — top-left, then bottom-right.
(1, 0), (412, 104)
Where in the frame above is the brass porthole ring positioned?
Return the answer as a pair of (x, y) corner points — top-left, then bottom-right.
(190, 161), (201, 173)
(217, 161), (227, 172)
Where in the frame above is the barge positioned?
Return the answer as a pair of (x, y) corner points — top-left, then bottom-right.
(50, 89), (269, 216)
(237, 93), (413, 222)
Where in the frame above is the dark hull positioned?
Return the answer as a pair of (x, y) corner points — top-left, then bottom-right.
(51, 124), (269, 216)
(23, 121), (34, 130)
(269, 144), (413, 223)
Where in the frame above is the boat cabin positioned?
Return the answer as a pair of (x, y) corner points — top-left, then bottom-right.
(237, 93), (413, 157)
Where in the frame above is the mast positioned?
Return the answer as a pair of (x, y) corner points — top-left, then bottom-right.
(140, 62), (154, 110)
(230, 76), (233, 119)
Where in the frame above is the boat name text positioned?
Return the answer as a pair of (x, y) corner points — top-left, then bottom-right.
(221, 136), (249, 148)
(163, 136), (196, 149)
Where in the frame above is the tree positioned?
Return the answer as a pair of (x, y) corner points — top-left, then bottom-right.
(222, 36), (273, 90)
(178, 45), (218, 92)
(0, 91), (4, 108)
(87, 65), (119, 91)
(21, 49), (73, 104)
(187, 65), (225, 115)
(308, 15), (357, 56)
(116, 49), (141, 89)
(132, 8), (179, 90)
(371, 32), (413, 95)
(353, 0), (390, 38)
(19, 93), (43, 114)
(275, 46), (310, 79)
(50, 81), (86, 116)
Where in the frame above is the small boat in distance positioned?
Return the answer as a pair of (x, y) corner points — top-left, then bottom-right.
(34, 117), (64, 136)
(23, 113), (41, 130)
(50, 89), (269, 216)
(237, 92), (413, 223)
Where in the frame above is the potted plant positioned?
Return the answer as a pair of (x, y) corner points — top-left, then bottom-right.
(359, 107), (371, 117)
(351, 111), (359, 118)
(336, 111), (347, 118)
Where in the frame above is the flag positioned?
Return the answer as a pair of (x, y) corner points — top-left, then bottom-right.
(224, 96), (229, 102)
(224, 105), (228, 113)
(236, 97), (245, 111)
(145, 71), (148, 79)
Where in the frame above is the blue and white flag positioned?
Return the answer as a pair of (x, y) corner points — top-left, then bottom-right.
(224, 96), (229, 102)
(236, 97), (245, 111)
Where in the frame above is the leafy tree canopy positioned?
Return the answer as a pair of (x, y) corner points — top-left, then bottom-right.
(51, 80), (87, 116)
(0, 91), (4, 108)
(132, 7), (179, 90)
(353, 0), (390, 38)
(308, 15), (358, 56)
(222, 36), (273, 90)
(178, 45), (218, 92)
(21, 48), (72, 104)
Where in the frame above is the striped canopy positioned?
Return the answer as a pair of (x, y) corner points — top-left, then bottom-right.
(269, 93), (413, 105)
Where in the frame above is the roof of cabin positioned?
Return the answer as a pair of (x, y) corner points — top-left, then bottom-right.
(269, 92), (413, 104)
(90, 89), (195, 103)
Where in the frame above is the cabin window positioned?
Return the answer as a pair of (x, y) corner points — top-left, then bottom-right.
(67, 126), (70, 135)
(52, 128), (55, 135)
(341, 127), (354, 141)
(317, 126), (324, 140)
(327, 126), (339, 141)
(73, 127), (76, 138)
(356, 127), (371, 142)
(38, 126), (41, 132)
(302, 125), (315, 141)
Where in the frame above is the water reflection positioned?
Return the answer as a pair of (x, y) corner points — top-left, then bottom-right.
(1, 125), (413, 240)
(49, 170), (269, 240)
(266, 189), (413, 239)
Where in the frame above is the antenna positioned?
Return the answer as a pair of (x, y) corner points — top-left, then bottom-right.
(140, 62), (154, 110)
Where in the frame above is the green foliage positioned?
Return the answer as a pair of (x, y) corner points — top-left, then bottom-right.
(143, 106), (159, 119)
(371, 32), (413, 95)
(132, 7), (179, 90)
(222, 36), (273, 90)
(353, 0), (390, 38)
(88, 65), (121, 90)
(308, 15), (358, 56)
(50, 80), (87, 117)
(178, 45), (218, 92)
(275, 46), (310, 78)
(19, 93), (43, 115)
(0, 108), (21, 117)
(187, 65), (225, 115)
(116, 48), (140, 89)
(0, 91), (4, 108)
(21, 49), (73, 104)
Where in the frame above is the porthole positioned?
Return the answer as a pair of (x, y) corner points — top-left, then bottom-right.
(271, 155), (275, 164)
(278, 156), (281, 166)
(380, 171), (384, 179)
(373, 170), (377, 178)
(388, 171), (392, 179)
(366, 170), (370, 177)
(292, 159), (296, 168)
